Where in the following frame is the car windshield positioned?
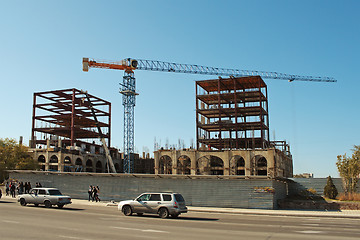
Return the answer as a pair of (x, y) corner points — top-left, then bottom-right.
(174, 194), (185, 202)
(48, 190), (62, 195)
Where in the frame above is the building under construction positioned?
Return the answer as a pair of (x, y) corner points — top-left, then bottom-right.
(29, 88), (153, 173)
(154, 76), (293, 178)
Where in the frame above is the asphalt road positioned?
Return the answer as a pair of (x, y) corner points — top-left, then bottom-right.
(0, 197), (359, 240)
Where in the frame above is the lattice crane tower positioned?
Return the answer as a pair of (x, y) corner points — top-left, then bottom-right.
(82, 57), (336, 173)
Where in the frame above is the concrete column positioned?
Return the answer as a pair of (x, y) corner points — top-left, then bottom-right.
(224, 151), (231, 176)
(171, 151), (178, 175)
(58, 152), (63, 172)
(45, 150), (50, 171)
(245, 151), (252, 176)
(154, 151), (160, 174)
(190, 151), (197, 175)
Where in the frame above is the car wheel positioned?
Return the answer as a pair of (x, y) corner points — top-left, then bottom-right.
(158, 208), (169, 219)
(34, 204), (39, 207)
(171, 214), (179, 218)
(57, 204), (64, 209)
(44, 200), (52, 208)
(20, 198), (27, 206)
(122, 205), (132, 216)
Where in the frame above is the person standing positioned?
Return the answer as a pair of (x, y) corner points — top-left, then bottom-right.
(88, 185), (93, 201)
(10, 182), (16, 198)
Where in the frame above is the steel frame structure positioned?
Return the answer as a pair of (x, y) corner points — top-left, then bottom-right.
(196, 76), (269, 150)
(31, 88), (111, 150)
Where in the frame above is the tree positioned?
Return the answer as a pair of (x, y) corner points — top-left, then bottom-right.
(324, 176), (338, 199)
(0, 138), (39, 182)
(336, 145), (360, 193)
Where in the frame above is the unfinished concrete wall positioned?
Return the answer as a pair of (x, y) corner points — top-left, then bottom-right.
(154, 149), (293, 178)
(8, 171), (287, 209)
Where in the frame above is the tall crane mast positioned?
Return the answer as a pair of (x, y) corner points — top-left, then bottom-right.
(83, 57), (336, 173)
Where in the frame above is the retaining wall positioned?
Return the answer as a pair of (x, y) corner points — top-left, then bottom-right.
(8, 171), (287, 209)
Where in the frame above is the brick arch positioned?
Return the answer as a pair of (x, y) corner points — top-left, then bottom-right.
(38, 155), (46, 163)
(177, 155), (191, 175)
(159, 155), (172, 174)
(196, 155), (224, 175)
(251, 155), (268, 176)
(86, 159), (94, 172)
(230, 155), (246, 175)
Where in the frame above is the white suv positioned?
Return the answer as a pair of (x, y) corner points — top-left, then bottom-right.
(118, 192), (187, 218)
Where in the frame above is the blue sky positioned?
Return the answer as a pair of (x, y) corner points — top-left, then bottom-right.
(0, 0), (359, 177)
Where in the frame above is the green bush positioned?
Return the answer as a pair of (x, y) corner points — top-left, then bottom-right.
(324, 176), (338, 199)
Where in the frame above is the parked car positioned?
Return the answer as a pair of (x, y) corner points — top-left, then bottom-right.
(118, 192), (187, 218)
(18, 188), (71, 208)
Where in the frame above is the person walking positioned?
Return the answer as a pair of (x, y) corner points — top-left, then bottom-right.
(88, 185), (93, 201)
(95, 186), (100, 202)
(5, 182), (9, 196)
(92, 186), (97, 202)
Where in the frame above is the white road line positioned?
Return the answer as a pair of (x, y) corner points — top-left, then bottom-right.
(302, 223), (320, 226)
(111, 226), (169, 233)
(58, 235), (90, 240)
(296, 230), (324, 234)
(2, 220), (20, 224)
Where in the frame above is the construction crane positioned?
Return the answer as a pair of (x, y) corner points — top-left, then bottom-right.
(82, 57), (336, 173)
(81, 90), (117, 173)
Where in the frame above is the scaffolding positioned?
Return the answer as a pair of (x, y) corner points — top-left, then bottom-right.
(196, 76), (270, 150)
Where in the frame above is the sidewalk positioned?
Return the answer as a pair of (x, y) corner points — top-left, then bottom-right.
(69, 198), (360, 219)
(3, 195), (359, 219)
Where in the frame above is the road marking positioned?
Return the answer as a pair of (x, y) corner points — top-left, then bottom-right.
(302, 223), (320, 226)
(296, 230), (324, 234)
(58, 236), (90, 240)
(111, 226), (169, 233)
(2, 220), (20, 224)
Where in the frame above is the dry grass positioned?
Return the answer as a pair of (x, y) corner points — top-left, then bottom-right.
(337, 193), (360, 201)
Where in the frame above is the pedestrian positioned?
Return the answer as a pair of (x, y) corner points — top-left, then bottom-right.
(92, 186), (97, 202)
(88, 185), (92, 201)
(10, 182), (16, 198)
(5, 182), (9, 196)
(38, 182), (42, 187)
(19, 182), (24, 194)
(27, 182), (32, 192)
(95, 186), (100, 202)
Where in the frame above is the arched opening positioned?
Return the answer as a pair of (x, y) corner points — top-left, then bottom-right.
(256, 156), (267, 176)
(86, 159), (93, 172)
(210, 156), (224, 175)
(50, 155), (58, 163)
(64, 156), (71, 164)
(96, 161), (102, 173)
(75, 158), (83, 172)
(177, 155), (191, 175)
(63, 156), (72, 172)
(230, 155), (245, 175)
(38, 155), (45, 163)
(196, 156), (224, 175)
(159, 155), (172, 174)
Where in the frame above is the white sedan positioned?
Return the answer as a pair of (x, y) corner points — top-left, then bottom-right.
(18, 187), (72, 208)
